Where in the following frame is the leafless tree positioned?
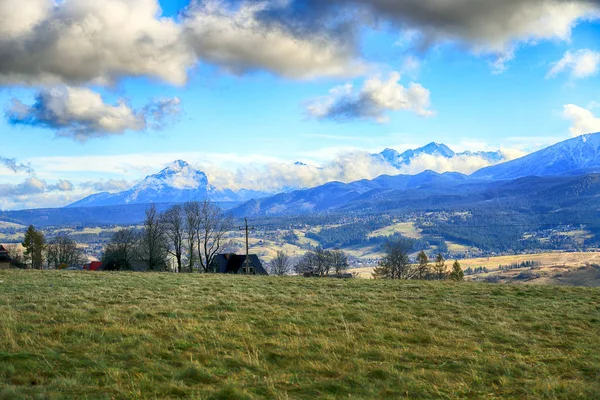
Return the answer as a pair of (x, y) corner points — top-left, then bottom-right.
(46, 235), (86, 269)
(5, 245), (25, 268)
(102, 228), (139, 270)
(161, 204), (185, 273)
(269, 250), (292, 276)
(295, 247), (333, 276)
(194, 200), (233, 273)
(183, 201), (200, 272)
(139, 204), (168, 271)
(373, 239), (415, 279)
(330, 250), (349, 274)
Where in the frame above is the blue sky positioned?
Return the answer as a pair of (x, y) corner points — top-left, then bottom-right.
(1, 0), (600, 209)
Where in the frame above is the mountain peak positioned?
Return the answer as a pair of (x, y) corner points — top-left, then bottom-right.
(164, 159), (190, 172)
(421, 142), (455, 157)
(472, 132), (600, 180)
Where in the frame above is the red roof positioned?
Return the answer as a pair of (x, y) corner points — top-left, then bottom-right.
(88, 261), (103, 271)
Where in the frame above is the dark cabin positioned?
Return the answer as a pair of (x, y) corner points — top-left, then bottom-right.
(0, 245), (12, 269)
(211, 254), (268, 275)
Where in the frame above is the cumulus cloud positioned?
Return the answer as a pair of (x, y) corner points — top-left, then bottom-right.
(79, 179), (135, 193)
(0, 0), (362, 86)
(396, 154), (501, 175)
(0, 0), (192, 86)
(258, 0), (600, 71)
(6, 87), (181, 141)
(563, 104), (600, 136)
(547, 49), (600, 80)
(2, 0), (590, 87)
(199, 152), (399, 192)
(184, 0), (364, 79)
(0, 156), (34, 174)
(198, 149), (516, 192)
(307, 72), (433, 123)
(48, 179), (74, 192)
(0, 177), (47, 197)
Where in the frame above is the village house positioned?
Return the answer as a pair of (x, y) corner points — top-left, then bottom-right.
(0, 245), (13, 269)
(211, 253), (268, 275)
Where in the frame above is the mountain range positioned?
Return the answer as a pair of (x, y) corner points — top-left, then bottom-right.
(233, 133), (600, 216)
(2, 133), (600, 227)
(69, 141), (509, 208)
(375, 142), (504, 168)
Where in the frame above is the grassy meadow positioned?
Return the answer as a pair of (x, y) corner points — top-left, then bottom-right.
(1, 270), (599, 399)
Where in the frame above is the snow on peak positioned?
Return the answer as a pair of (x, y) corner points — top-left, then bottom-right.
(164, 159), (190, 172)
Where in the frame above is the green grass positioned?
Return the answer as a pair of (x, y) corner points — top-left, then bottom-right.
(1, 271), (599, 399)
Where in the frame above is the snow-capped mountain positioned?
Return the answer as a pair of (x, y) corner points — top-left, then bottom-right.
(376, 142), (504, 169)
(68, 160), (266, 208)
(471, 133), (600, 180)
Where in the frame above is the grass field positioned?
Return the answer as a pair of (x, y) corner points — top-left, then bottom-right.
(1, 271), (599, 399)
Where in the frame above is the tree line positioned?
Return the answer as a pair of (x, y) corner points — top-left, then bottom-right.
(373, 239), (463, 281)
(9, 225), (86, 269)
(103, 200), (232, 272)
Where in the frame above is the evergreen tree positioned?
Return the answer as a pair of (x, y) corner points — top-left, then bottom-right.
(22, 225), (45, 269)
(416, 250), (430, 280)
(449, 260), (464, 281)
(433, 253), (447, 280)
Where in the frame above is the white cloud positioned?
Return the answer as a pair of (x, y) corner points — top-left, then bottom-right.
(49, 179), (74, 192)
(0, 177), (73, 198)
(307, 72), (433, 123)
(563, 104), (600, 136)
(352, 0), (598, 53)
(0, 0), (363, 87)
(269, 0), (600, 72)
(79, 179), (135, 193)
(7, 87), (181, 141)
(395, 154), (499, 175)
(0, 156), (34, 175)
(0, 0), (193, 86)
(547, 49), (600, 80)
(184, 0), (365, 79)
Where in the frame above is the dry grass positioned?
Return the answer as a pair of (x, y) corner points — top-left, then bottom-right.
(368, 222), (422, 239)
(1, 270), (599, 399)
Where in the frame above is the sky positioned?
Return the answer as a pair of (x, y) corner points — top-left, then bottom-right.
(1, 0), (600, 210)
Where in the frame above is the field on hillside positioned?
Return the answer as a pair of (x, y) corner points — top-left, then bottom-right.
(1, 271), (599, 399)
(349, 251), (600, 280)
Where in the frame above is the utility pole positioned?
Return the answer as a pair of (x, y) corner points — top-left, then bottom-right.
(239, 218), (255, 274)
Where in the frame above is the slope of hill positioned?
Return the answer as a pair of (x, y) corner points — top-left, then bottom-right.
(233, 170), (470, 216)
(472, 133), (600, 180)
(1, 271), (599, 399)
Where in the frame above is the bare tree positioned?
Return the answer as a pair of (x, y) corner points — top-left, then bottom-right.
(161, 205), (185, 273)
(183, 201), (200, 272)
(102, 228), (139, 270)
(269, 250), (292, 276)
(331, 250), (349, 274)
(46, 235), (86, 269)
(194, 200), (233, 273)
(5, 245), (26, 268)
(139, 204), (168, 271)
(373, 239), (415, 279)
(295, 247), (333, 276)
